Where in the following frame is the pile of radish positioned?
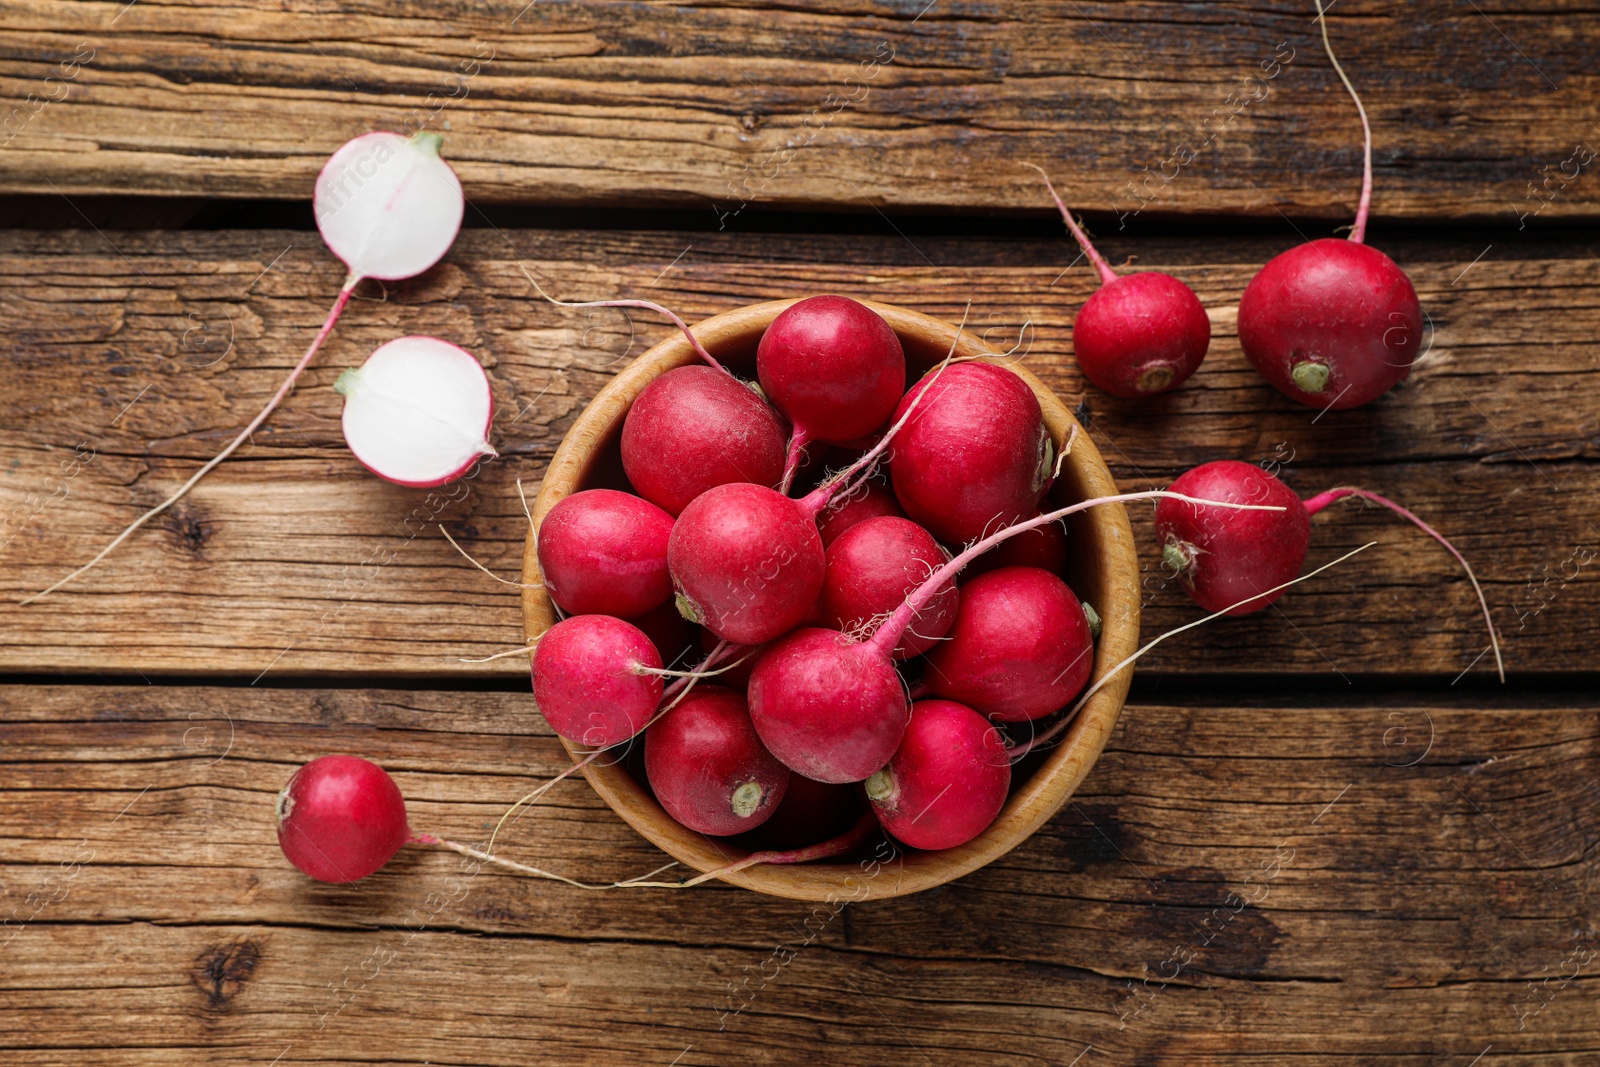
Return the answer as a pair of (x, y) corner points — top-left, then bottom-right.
(20, 1), (1490, 889)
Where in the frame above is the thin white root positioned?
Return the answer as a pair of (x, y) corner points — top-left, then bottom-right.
(516, 478), (536, 536)
(23, 279), (361, 604)
(439, 525), (540, 590)
(1011, 541), (1378, 759)
(459, 643), (541, 664)
(485, 747), (605, 856)
(636, 652), (755, 680)
(520, 266), (727, 373)
(1052, 423), (1080, 480)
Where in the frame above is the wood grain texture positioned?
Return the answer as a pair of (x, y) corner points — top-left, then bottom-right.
(1, 1), (1598, 221)
(2, 685), (1597, 1064)
(1, 228), (1595, 678)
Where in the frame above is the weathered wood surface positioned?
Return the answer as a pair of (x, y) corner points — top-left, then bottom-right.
(2, 685), (1596, 1064)
(2, 228), (1596, 678)
(2, 2), (1598, 222)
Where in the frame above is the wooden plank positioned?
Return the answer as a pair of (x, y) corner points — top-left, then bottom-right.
(2, 685), (1597, 1064)
(1, 228), (1595, 678)
(1, 2), (1598, 221)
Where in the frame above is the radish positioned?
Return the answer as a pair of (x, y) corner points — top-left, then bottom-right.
(531, 614), (664, 747)
(668, 349), (957, 646)
(1155, 460), (1309, 616)
(1235, 2), (1421, 410)
(865, 700), (1009, 851)
(887, 361), (1052, 545)
(816, 479), (905, 546)
(537, 489), (674, 617)
(26, 130), (464, 603)
(923, 566), (1094, 722)
(621, 365), (787, 516)
(748, 489), (1282, 782)
(966, 512), (1068, 578)
(1025, 164), (1210, 398)
(1155, 460), (1504, 680)
(277, 755), (655, 889)
(756, 296), (906, 490)
(820, 516), (958, 659)
(277, 754), (410, 883)
(644, 686), (790, 836)
(334, 336), (495, 487)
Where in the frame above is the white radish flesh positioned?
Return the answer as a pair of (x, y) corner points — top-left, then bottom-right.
(314, 131), (465, 282)
(336, 336), (496, 488)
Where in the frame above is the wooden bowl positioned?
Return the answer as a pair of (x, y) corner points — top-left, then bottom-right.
(522, 299), (1139, 901)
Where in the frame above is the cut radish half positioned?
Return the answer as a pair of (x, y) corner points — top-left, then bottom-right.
(336, 336), (496, 488)
(314, 131), (465, 282)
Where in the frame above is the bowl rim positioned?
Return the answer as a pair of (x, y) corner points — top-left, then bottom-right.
(522, 297), (1139, 901)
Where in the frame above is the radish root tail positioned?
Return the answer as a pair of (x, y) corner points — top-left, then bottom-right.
(1313, 0), (1373, 244)
(614, 808), (881, 889)
(1303, 486), (1504, 683)
(521, 266), (728, 374)
(23, 278), (361, 605)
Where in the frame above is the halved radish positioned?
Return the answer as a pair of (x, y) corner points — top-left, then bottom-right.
(314, 131), (465, 282)
(336, 336), (496, 487)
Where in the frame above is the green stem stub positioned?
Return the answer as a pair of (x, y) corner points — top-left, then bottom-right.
(333, 368), (361, 397)
(1082, 601), (1102, 640)
(731, 780), (765, 819)
(1137, 365), (1176, 394)
(1290, 360), (1332, 394)
(408, 130), (444, 156)
(274, 786), (293, 827)
(864, 769), (896, 804)
(674, 592), (702, 625)
(1161, 538), (1196, 579)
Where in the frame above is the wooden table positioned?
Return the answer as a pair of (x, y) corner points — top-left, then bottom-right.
(3, 3), (1597, 1063)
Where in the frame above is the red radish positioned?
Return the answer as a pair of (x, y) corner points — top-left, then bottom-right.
(747, 488), (1280, 782)
(668, 481), (828, 645)
(1026, 164), (1210, 398)
(888, 362), (1052, 545)
(741, 774), (858, 851)
(537, 489), (674, 617)
(757, 296), (906, 489)
(26, 131), (465, 604)
(621, 366), (787, 516)
(820, 516), (958, 659)
(1155, 460), (1310, 616)
(668, 359), (953, 646)
(966, 513), (1068, 578)
(817, 479), (906, 546)
(866, 700), (1009, 851)
(335, 336), (495, 487)
(276, 754), (409, 883)
(1155, 460), (1503, 680)
(644, 686), (790, 836)
(531, 615), (664, 747)
(1236, 2), (1421, 410)
(923, 566), (1094, 721)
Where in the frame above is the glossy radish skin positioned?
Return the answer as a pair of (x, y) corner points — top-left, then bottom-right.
(645, 686), (790, 836)
(923, 566), (1094, 722)
(538, 489), (674, 617)
(1075, 272), (1211, 397)
(1238, 239), (1421, 409)
(821, 516), (958, 659)
(276, 755), (409, 883)
(668, 482), (826, 645)
(335, 336), (495, 488)
(531, 615), (664, 747)
(757, 295), (906, 443)
(1154, 460), (1310, 616)
(888, 362), (1051, 545)
(621, 366), (787, 516)
(966, 514), (1068, 578)
(746, 627), (908, 783)
(866, 700), (1009, 851)
(817, 480), (906, 546)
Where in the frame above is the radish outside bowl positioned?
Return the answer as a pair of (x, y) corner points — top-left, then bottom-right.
(522, 299), (1139, 901)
